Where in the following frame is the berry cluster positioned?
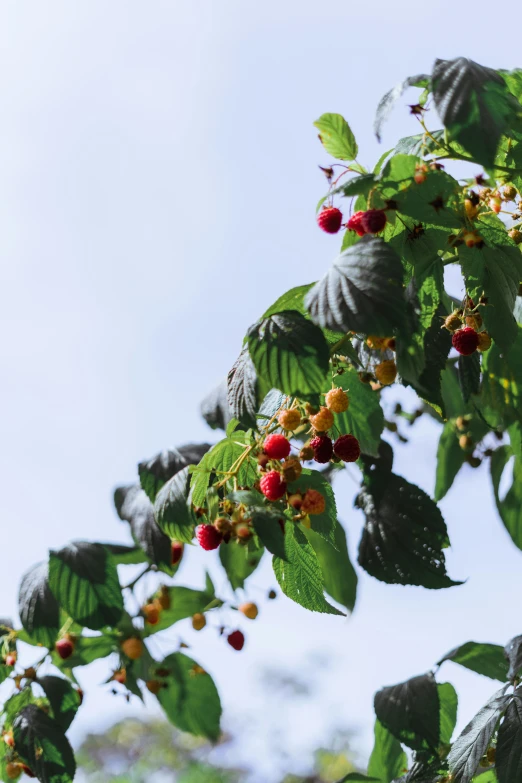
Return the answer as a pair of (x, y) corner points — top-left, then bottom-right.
(443, 302), (492, 356)
(346, 209), (387, 237)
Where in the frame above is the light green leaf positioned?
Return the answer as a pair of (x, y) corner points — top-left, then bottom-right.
(314, 113), (358, 160)
(219, 541), (264, 590)
(439, 681), (458, 745)
(491, 446), (522, 551)
(437, 640), (509, 681)
(367, 719), (407, 783)
(435, 422), (466, 501)
(305, 522), (357, 613)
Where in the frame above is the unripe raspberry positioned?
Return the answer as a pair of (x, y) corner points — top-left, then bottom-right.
(385, 337), (396, 351)
(325, 387), (349, 413)
(260, 470), (287, 501)
(143, 603), (160, 625)
(3, 731), (14, 748)
(309, 407), (334, 432)
(452, 327), (479, 356)
(414, 164), (428, 184)
(5, 763), (22, 780)
(278, 408), (301, 431)
(157, 585), (171, 610)
(113, 668), (127, 684)
(288, 493), (303, 510)
(463, 230), (482, 248)
(366, 335), (387, 350)
(171, 540), (184, 566)
(5, 652), (16, 667)
(301, 489), (326, 516)
(192, 613), (206, 631)
(239, 602), (258, 620)
(466, 313), (483, 330)
(310, 435), (333, 463)
(281, 456), (302, 483)
(146, 679), (162, 695)
(346, 211), (366, 236)
(235, 524), (253, 542)
(489, 196), (502, 213)
(464, 198), (478, 219)
(509, 228), (522, 244)
(487, 747), (496, 763)
(196, 524), (223, 550)
(317, 206), (343, 234)
(227, 630), (245, 651)
(263, 433), (291, 460)
(55, 637), (75, 660)
(214, 517), (233, 536)
(334, 434), (361, 462)
(375, 360), (397, 386)
(477, 331), (492, 352)
(503, 185), (517, 201)
(361, 209), (387, 234)
(455, 416), (469, 431)
(358, 371), (373, 384)
(121, 637), (144, 661)
(459, 434), (473, 450)
(299, 445), (315, 461)
(443, 313), (463, 332)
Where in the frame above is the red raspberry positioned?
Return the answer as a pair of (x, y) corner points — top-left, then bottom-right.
(171, 540), (184, 565)
(317, 206), (343, 234)
(196, 524), (223, 550)
(260, 470), (287, 501)
(346, 211), (366, 237)
(361, 209), (387, 234)
(55, 638), (75, 660)
(227, 630), (245, 651)
(334, 434), (361, 462)
(452, 327), (479, 356)
(310, 435), (333, 464)
(263, 434), (291, 460)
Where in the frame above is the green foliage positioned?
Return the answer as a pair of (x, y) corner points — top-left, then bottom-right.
(314, 113), (358, 160)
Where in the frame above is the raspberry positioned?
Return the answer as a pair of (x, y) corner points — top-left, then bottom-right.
(310, 435), (333, 463)
(143, 603), (160, 625)
(366, 335), (387, 350)
(278, 408), (301, 431)
(466, 313), (483, 330)
(325, 387), (349, 413)
(309, 407), (334, 432)
(361, 209), (387, 234)
(503, 185), (517, 201)
(459, 434), (473, 450)
(5, 653), (16, 667)
(477, 331), (492, 352)
(259, 470), (287, 500)
(334, 434), (361, 462)
(239, 602), (258, 620)
(3, 731), (14, 747)
(464, 198), (478, 220)
(171, 540), (184, 566)
(509, 228), (522, 244)
(301, 489), (326, 515)
(196, 524), (223, 550)
(462, 230), (481, 248)
(317, 206), (343, 234)
(489, 196), (502, 213)
(192, 613), (206, 631)
(214, 517), (233, 536)
(157, 585), (171, 610)
(346, 211), (366, 237)
(288, 493), (303, 510)
(299, 445), (315, 461)
(263, 434), (291, 460)
(281, 456), (302, 483)
(6, 763), (22, 780)
(113, 668), (127, 684)
(146, 679), (162, 695)
(55, 637), (74, 660)
(227, 630), (245, 651)
(452, 327), (479, 356)
(121, 637), (144, 660)
(375, 360), (397, 386)
(443, 312), (463, 332)
(414, 165), (428, 184)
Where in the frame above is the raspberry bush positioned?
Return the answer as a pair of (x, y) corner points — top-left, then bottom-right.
(3, 56), (522, 782)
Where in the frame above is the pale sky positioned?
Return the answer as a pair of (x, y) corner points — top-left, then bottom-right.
(2, 2), (522, 781)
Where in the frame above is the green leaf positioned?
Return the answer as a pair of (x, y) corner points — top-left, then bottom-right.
(306, 237), (409, 337)
(156, 652), (222, 740)
(439, 681), (458, 745)
(48, 541), (124, 630)
(137, 444), (211, 502)
(458, 353), (481, 403)
(251, 508), (286, 559)
(331, 173), (376, 198)
(101, 543), (148, 566)
(227, 347), (259, 430)
(437, 641), (509, 681)
(374, 673), (440, 751)
(200, 378), (234, 431)
(337, 776), (380, 782)
(496, 696), (522, 783)
(394, 170), (462, 229)
(190, 437), (257, 509)
(51, 633), (117, 668)
(367, 719), (407, 783)
(13, 704), (76, 783)
(0, 665), (11, 686)
(273, 523), (343, 615)
(18, 562), (60, 649)
(219, 541), (264, 590)
(154, 466), (197, 544)
(394, 130), (445, 157)
(37, 675), (81, 732)
(435, 422), (466, 501)
(115, 484), (174, 571)
(432, 57), (521, 168)
(374, 73), (430, 142)
(328, 366), (384, 458)
(287, 468), (338, 547)
(143, 585), (220, 636)
(314, 113), (358, 160)
(480, 327), (522, 428)
(491, 447), (522, 551)
(263, 284), (314, 319)
(247, 310), (329, 397)
(305, 522), (357, 613)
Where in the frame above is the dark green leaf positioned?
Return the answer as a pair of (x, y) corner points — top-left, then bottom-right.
(435, 422), (466, 501)
(13, 704), (76, 783)
(305, 522), (357, 613)
(200, 379), (234, 431)
(331, 173), (376, 198)
(480, 328), (522, 428)
(357, 469), (461, 589)
(374, 74), (430, 142)
(432, 57), (521, 168)
(156, 652), (222, 740)
(273, 523), (344, 615)
(154, 466), (196, 544)
(437, 641), (509, 681)
(138, 444), (211, 502)
(374, 674), (440, 751)
(314, 113), (358, 160)
(393, 170), (462, 229)
(251, 508), (286, 559)
(490, 447), (522, 551)
(227, 347), (259, 430)
(367, 719), (407, 783)
(328, 366), (384, 458)
(337, 775), (380, 782)
(458, 353), (481, 403)
(505, 635), (522, 681)
(439, 682), (458, 745)
(101, 543), (148, 566)
(448, 687), (511, 783)
(115, 484), (174, 570)
(287, 469), (338, 547)
(18, 562), (60, 649)
(37, 675), (81, 732)
(48, 542), (123, 630)
(496, 695), (522, 783)
(305, 237), (409, 337)
(394, 130), (445, 157)
(219, 541), (264, 590)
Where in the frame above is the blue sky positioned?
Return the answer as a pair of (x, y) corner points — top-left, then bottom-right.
(2, 2), (522, 780)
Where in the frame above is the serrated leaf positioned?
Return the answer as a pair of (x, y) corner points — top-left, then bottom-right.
(393, 170), (462, 230)
(432, 57), (521, 168)
(330, 173), (376, 198)
(227, 347), (259, 430)
(13, 704), (76, 783)
(200, 378), (234, 431)
(435, 422), (466, 501)
(251, 508), (286, 558)
(263, 284), (314, 318)
(37, 675), (81, 732)
(367, 719), (408, 783)
(374, 673), (440, 751)
(394, 130), (445, 157)
(357, 468), (461, 589)
(101, 543), (149, 565)
(439, 681), (458, 745)
(48, 541), (123, 630)
(480, 327), (522, 429)
(287, 468), (338, 547)
(504, 634), (522, 681)
(219, 541), (264, 590)
(314, 113), (358, 160)
(273, 523), (343, 615)
(458, 353), (481, 403)
(154, 466), (196, 544)
(115, 484), (174, 570)
(374, 74), (430, 142)
(156, 652), (222, 740)
(190, 437), (257, 509)
(490, 447), (522, 551)
(327, 366), (384, 457)
(305, 522), (357, 613)
(142, 584), (220, 636)
(496, 694), (522, 783)
(18, 562), (60, 649)
(247, 310), (329, 397)
(305, 237), (408, 337)
(138, 444), (211, 502)
(448, 687), (511, 783)
(437, 641), (509, 681)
